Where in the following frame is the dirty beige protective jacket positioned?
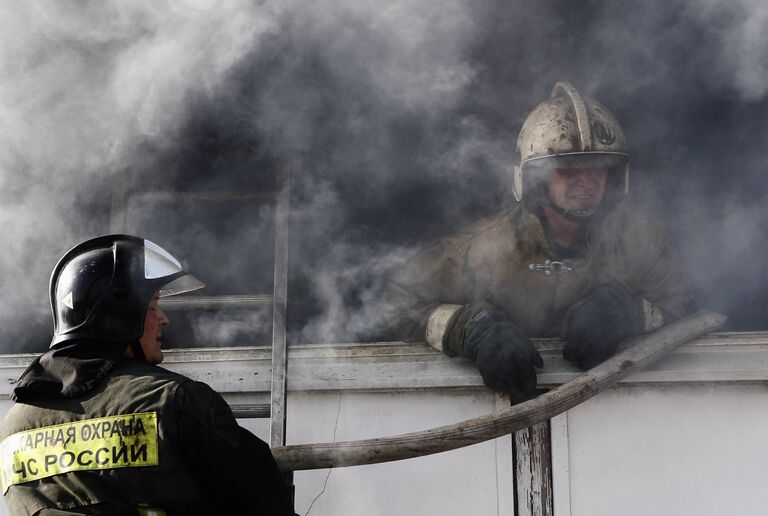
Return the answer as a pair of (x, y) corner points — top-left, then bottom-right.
(386, 202), (693, 344)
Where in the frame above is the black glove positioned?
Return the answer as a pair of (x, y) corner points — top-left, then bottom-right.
(461, 310), (543, 403)
(561, 283), (641, 370)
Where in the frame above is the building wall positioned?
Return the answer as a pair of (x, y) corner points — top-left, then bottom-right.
(1, 332), (766, 515)
(288, 391), (514, 516)
(555, 383), (768, 516)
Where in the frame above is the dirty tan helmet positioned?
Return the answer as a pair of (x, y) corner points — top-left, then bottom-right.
(513, 82), (629, 203)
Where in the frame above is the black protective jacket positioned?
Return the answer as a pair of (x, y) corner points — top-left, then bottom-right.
(0, 343), (294, 515)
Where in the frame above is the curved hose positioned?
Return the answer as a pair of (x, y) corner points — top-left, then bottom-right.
(273, 310), (726, 471)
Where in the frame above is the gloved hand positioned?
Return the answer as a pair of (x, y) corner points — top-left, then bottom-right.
(461, 310), (543, 403)
(561, 282), (641, 370)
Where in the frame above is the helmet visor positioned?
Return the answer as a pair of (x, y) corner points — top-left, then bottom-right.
(524, 151), (628, 172)
(143, 239), (205, 297)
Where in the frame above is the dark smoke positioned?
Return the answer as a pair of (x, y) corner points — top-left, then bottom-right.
(1, 0), (767, 352)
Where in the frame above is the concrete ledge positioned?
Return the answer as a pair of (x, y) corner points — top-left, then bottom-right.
(0, 332), (766, 396)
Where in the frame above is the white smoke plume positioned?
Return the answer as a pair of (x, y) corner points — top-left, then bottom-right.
(0, 0), (279, 350)
(1, 0), (768, 351)
(688, 0), (768, 101)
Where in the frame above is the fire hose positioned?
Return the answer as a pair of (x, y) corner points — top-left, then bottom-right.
(272, 310), (726, 471)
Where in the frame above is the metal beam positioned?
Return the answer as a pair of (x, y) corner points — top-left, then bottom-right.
(160, 294), (273, 311)
(127, 191), (274, 202)
(231, 403), (271, 419)
(270, 161), (292, 448)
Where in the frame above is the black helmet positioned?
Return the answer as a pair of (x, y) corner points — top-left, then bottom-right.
(49, 235), (204, 348)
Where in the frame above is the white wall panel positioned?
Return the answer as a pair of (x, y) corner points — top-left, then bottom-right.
(563, 384), (768, 516)
(288, 391), (515, 516)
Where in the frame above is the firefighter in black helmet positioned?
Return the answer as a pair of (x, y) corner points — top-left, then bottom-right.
(0, 235), (295, 515)
(386, 82), (694, 402)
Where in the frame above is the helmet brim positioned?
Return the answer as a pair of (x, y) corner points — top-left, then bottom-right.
(523, 151), (629, 172)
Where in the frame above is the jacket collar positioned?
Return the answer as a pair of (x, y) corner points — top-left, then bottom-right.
(12, 340), (128, 402)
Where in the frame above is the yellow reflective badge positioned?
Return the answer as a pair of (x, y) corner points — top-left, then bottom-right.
(0, 412), (159, 493)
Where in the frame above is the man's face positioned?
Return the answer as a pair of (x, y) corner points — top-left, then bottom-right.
(547, 167), (608, 214)
(139, 293), (170, 365)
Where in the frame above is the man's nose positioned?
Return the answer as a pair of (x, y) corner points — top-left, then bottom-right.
(158, 309), (170, 327)
(573, 170), (597, 185)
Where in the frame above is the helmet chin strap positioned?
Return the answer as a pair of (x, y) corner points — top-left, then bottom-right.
(129, 340), (147, 362)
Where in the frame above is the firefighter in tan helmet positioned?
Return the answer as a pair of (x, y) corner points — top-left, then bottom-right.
(386, 82), (693, 402)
